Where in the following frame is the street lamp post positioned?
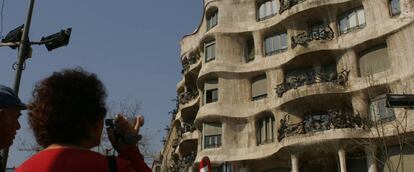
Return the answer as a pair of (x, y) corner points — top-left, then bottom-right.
(0, 0), (71, 170)
(1, 0), (35, 170)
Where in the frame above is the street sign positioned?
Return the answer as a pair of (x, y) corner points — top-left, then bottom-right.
(199, 156), (211, 172)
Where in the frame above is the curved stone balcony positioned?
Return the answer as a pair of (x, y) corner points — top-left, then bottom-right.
(276, 69), (350, 97)
(181, 54), (201, 75)
(170, 149), (197, 172)
(179, 90), (199, 105)
(176, 78), (185, 93)
(179, 92), (200, 121)
(178, 131), (198, 156)
(277, 108), (369, 141)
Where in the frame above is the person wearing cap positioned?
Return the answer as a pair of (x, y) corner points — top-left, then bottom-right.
(0, 85), (25, 150)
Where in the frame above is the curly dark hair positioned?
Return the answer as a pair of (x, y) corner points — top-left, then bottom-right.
(28, 68), (107, 147)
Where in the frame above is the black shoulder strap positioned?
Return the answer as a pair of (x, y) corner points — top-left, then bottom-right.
(107, 155), (118, 172)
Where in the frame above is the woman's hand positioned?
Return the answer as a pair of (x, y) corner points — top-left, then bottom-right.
(107, 114), (144, 152)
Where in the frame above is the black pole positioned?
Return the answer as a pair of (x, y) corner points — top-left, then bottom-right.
(1, 0), (35, 171)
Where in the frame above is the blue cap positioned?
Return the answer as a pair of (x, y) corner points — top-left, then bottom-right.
(0, 85), (27, 110)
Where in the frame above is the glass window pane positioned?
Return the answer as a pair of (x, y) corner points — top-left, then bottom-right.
(274, 35), (281, 51)
(259, 4), (265, 19)
(256, 121), (261, 144)
(357, 9), (366, 26)
(349, 12), (357, 28)
(339, 17), (348, 33)
(266, 118), (272, 142)
(212, 89), (218, 101)
(261, 120), (266, 143)
(281, 33), (287, 49)
(271, 117), (275, 141)
(265, 37), (273, 55)
(206, 45), (212, 60)
(390, 0), (401, 16)
(271, 0), (277, 15)
(213, 13), (218, 26)
(211, 43), (216, 59)
(265, 1), (272, 17)
(205, 46), (210, 61)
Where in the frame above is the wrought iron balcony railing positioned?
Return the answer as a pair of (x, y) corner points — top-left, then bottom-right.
(279, 0), (306, 14)
(181, 55), (200, 74)
(188, 55), (200, 65)
(181, 61), (190, 74)
(181, 122), (196, 134)
(169, 151), (197, 172)
(179, 90), (199, 105)
(277, 108), (370, 141)
(182, 151), (197, 164)
(275, 69), (349, 97)
(291, 25), (334, 48)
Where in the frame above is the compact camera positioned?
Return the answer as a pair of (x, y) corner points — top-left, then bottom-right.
(105, 117), (142, 145)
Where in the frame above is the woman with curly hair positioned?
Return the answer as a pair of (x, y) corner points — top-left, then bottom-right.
(16, 68), (151, 172)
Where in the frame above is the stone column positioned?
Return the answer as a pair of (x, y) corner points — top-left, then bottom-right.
(253, 31), (263, 58)
(275, 68), (284, 86)
(365, 145), (378, 172)
(338, 149), (347, 172)
(291, 154), (299, 172)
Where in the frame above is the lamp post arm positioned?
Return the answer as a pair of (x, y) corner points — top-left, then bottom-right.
(0, 39), (55, 47)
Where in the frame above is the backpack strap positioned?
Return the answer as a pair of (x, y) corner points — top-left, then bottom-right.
(107, 155), (118, 172)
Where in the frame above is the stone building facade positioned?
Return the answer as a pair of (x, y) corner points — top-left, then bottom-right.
(154, 0), (414, 172)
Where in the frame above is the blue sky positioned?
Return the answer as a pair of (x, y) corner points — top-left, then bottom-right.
(0, 0), (202, 167)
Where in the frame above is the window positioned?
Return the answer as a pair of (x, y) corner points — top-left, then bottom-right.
(207, 9), (218, 31)
(379, 145), (414, 172)
(257, 0), (278, 21)
(389, 0), (401, 16)
(251, 75), (267, 100)
(205, 41), (216, 62)
(256, 116), (275, 145)
(264, 32), (288, 56)
(245, 38), (255, 62)
(205, 79), (218, 104)
(358, 44), (390, 77)
(346, 151), (368, 172)
(338, 8), (366, 34)
(203, 123), (222, 149)
(369, 94), (395, 122)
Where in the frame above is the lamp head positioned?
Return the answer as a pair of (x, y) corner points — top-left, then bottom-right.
(386, 94), (414, 109)
(2, 25), (24, 49)
(41, 28), (72, 51)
